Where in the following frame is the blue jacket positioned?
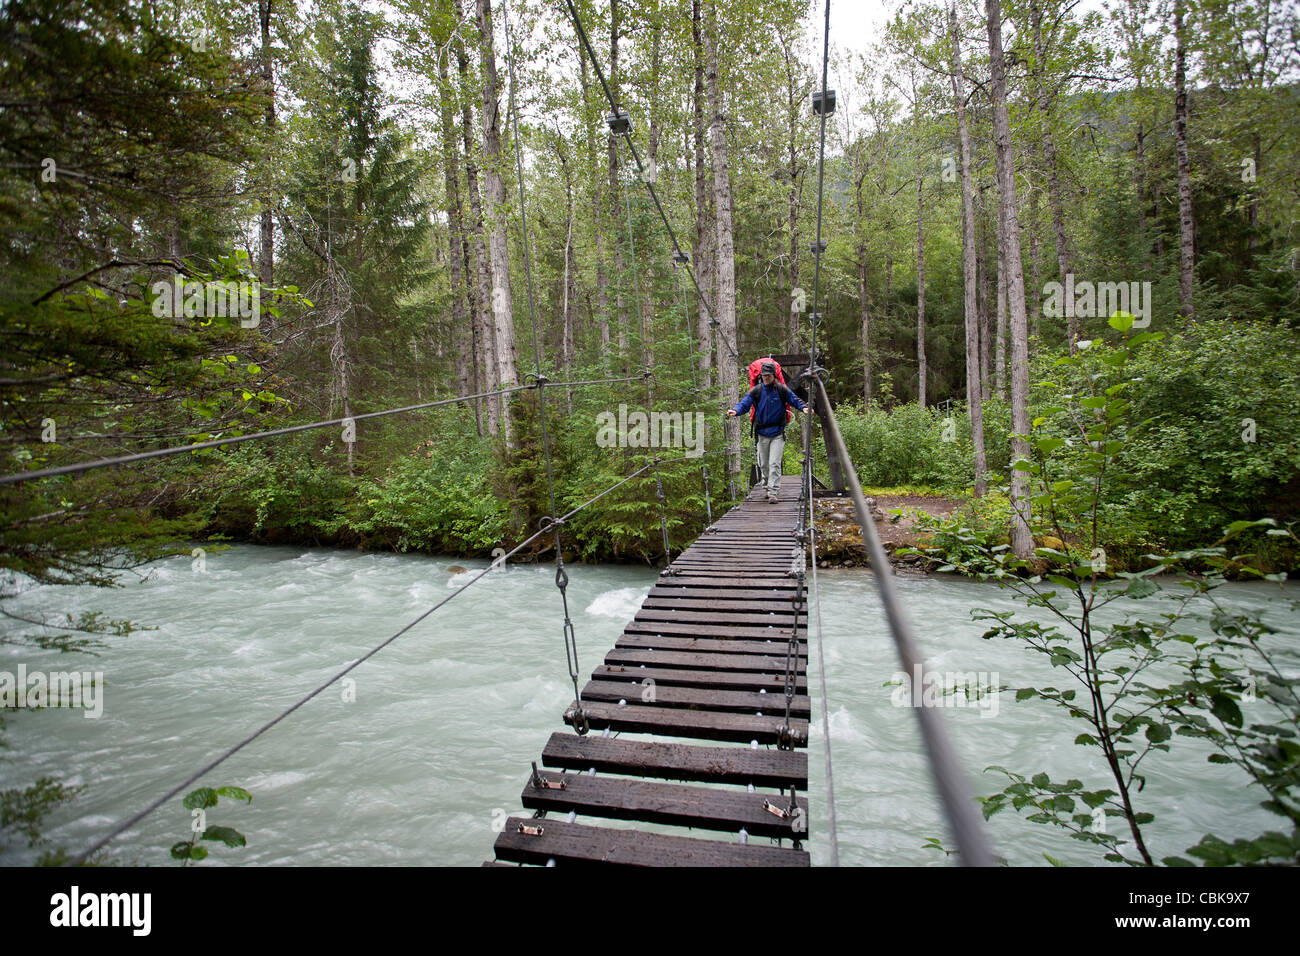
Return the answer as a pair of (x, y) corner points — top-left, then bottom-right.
(733, 382), (806, 438)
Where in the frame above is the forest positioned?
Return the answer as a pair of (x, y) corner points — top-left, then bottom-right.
(4, 0), (1298, 591)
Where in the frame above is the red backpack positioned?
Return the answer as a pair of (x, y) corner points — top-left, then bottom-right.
(745, 356), (793, 425)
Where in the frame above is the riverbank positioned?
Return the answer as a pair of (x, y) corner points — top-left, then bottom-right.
(811, 489), (1299, 577)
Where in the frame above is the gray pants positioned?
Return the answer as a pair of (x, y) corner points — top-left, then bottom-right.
(755, 432), (785, 497)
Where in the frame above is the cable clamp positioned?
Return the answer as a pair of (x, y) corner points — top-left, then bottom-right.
(531, 762), (567, 790)
(672, 249), (691, 265)
(810, 239), (827, 255)
(516, 822), (545, 836)
(812, 89), (837, 115)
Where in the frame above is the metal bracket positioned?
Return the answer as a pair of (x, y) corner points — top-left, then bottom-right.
(605, 109), (632, 134)
(812, 89), (836, 115)
(762, 799), (791, 820)
(517, 822), (545, 836)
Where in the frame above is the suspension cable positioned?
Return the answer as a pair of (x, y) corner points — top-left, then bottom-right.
(814, 375), (993, 866)
(615, 140), (672, 565)
(0, 376), (643, 487)
(556, 0), (739, 363)
(674, 256), (713, 524)
(503, 0), (589, 729)
(799, 372), (839, 865)
(807, 0), (833, 372)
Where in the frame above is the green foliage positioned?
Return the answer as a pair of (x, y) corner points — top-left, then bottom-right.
(1, 777), (80, 854)
(906, 318), (1300, 865)
(1108, 320), (1300, 550)
(353, 414), (510, 553)
(820, 400), (975, 492)
(170, 785), (251, 865)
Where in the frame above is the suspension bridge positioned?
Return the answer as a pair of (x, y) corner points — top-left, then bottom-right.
(1, 0), (997, 867)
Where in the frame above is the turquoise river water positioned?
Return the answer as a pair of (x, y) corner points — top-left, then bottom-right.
(1, 545), (1296, 866)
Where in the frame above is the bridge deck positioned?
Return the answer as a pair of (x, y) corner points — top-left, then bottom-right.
(490, 475), (812, 866)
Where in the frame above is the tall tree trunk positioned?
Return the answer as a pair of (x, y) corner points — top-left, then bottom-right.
(987, 0), (1033, 559)
(609, 0), (627, 369)
(859, 249), (871, 406)
(643, 0), (662, 371)
(1174, 0), (1196, 318)
(476, 0), (519, 444)
(977, 189), (991, 403)
(326, 261), (354, 478)
(995, 196), (1007, 401)
(916, 172), (927, 408)
(1028, 178), (1043, 331)
(1029, 0), (1073, 349)
(457, 5), (498, 435)
(952, 5), (987, 496)
(692, 0), (715, 391)
(1029, 180), (1040, 343)
(579, 53), (611, 361)
(781, 36), (801, 350)
(1135, 117), (1151, 272)
(257, 0), (275, 290)
(856, 163), (871, 405)
(438, 50), (472, 404)
(559, 156), (576, 376)
(706, 0), (740, 486)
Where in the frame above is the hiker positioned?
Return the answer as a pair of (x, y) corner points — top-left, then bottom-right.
(727, 360), (808, 503)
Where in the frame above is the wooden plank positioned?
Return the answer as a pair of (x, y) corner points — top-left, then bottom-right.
(623, 620), (806, 640)
(604, 647), (802, 673)
(593, 664), (808, 694)
(582, 679), (811, 718)
(565, 700), (809, 745)
(615, 634), (806, 658)
(655, 576), (798, 589)
(633, 608), (805, 627)
(679, 546), (797, 554)
(540, 732), (808, 788)
(640, 597), (799, 613)
(520, 770), (810, 841)
(648, 586), (800, 600)
(493, 818), (809, 867)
